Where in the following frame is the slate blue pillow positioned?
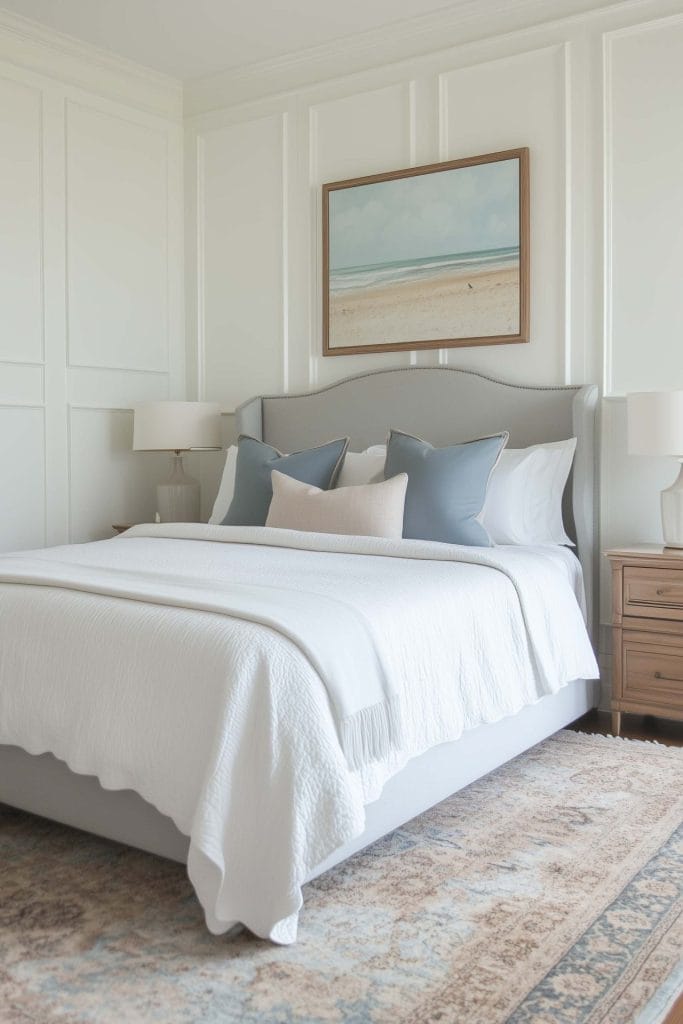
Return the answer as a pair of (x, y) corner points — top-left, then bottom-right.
(384, 428), (509, 546)
(222, 434), (349, 527)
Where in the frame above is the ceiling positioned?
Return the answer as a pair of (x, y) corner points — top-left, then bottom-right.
(0, 0), (476, 80)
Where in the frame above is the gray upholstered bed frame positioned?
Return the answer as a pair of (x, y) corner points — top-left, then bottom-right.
(237, 366), (599, 637)
(0, 366), (599, 885)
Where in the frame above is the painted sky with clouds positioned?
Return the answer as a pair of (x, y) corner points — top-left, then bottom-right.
(329, 158), (519, 270)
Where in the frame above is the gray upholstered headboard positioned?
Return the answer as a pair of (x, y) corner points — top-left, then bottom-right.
(236, 367), (599, 639)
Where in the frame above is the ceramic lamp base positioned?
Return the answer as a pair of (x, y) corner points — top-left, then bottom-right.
(661, 461), (683, 549)
(156, 454), (200, 523)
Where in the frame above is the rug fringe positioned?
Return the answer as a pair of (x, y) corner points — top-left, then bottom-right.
(561, 729), (683, 754)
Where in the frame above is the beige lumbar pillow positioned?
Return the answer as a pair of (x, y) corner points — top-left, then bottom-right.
(266, 469), (408, 539)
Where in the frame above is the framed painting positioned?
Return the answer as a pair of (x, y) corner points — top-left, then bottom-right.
(322, 147), (529, 356)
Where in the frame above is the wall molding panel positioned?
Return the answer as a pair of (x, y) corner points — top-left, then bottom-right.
(601, 10), (683, 397)
(0, 31), (183, 553)
(0, 363), (44, 406)
(195, 111), (288, 410)
(308, 80), (417, 390)
(437, 44), (569, 383)
(64, 99), (171, 375)
(0, 73), (44, 366)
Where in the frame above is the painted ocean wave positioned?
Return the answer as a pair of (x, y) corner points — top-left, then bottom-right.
(330, 246), (519, 293)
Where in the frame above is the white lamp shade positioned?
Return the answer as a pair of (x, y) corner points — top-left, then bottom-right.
(133, 401), (222, 452)
(627, 391), (683, 458)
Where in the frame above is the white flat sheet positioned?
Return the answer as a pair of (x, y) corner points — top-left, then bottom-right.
(0, 527), (597, 942)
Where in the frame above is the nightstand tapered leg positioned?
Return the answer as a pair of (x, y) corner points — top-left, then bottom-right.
(611, 710), (622, 737)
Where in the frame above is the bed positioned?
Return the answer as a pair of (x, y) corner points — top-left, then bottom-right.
(0, 366), (600, 944)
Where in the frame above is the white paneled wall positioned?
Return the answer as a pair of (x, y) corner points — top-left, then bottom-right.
(0, 407), (46, 551)
(604, 15), (683, 396)
(68, 408), (164, 539)
(439, 46), (568, 382)
(200, 114), (287, 408)
(0, 77), (43, 365)
(597, 10), (683, 622)
(185, 27), (589, 415)
(3, 0), (683, 680)
(65, 102), (170, 373)
(185, 0), (683, 664)
(0, 25), (183, 551)
(310, 83), (416, 387)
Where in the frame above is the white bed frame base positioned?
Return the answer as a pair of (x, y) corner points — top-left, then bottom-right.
(310, 678), (598, 880)
(0, 680), (598, 880)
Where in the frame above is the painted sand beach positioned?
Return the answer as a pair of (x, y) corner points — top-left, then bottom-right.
(329, 247), (520, 348)
(325, 155), (523, 351)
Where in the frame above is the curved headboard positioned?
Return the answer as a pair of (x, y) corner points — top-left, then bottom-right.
(236, 367), (599, 640)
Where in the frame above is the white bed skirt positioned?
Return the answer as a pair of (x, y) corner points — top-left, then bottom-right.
(0, 678), (598, 883)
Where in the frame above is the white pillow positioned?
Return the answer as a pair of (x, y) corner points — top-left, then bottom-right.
(336, 445), (386, 487)
(209, 445), (238, 524)
(266, 469), (408, 538)
(481, 438), (577, 546)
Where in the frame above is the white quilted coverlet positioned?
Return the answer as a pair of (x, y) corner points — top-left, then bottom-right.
(0, 525), (598, 943)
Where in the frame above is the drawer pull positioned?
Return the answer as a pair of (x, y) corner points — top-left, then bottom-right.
(653, 670), (681, 682)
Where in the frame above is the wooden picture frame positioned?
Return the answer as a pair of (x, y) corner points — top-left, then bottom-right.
(322, 147), (529, 357)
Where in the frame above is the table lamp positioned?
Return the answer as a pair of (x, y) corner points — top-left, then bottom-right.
(133, 401), (222, 522)
(627, 390), (683, 548)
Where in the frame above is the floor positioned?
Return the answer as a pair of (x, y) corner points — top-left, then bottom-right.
(569, 709), (683, 748)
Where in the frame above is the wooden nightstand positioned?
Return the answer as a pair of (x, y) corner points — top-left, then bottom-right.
(606, 546), (683, 736)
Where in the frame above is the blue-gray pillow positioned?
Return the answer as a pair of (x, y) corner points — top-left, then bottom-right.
(222, 435), (349, 527)
(384, 428), (508, 546)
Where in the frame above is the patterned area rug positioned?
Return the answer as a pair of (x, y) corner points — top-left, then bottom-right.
(0, 731), (681, 1024)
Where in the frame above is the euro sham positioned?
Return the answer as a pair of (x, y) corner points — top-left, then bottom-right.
(481, 438), (577, 546)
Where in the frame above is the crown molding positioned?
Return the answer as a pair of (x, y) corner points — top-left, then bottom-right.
(0, 0), (667, 121)
(0, 6), (182, 120)
(184, 0), (638, 115)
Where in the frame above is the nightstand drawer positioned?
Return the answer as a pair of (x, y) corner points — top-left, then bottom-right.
(607, 547), (683, 734)
(623, 567), (683, 620)
(622, 635), (683, 709)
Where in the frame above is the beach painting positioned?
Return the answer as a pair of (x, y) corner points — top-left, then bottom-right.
(322, 148), (529, 356)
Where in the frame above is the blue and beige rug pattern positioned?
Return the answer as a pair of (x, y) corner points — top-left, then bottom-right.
(0, 730), (681, 1023)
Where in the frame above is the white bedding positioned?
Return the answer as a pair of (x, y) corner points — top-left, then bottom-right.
(0, 526), (598, 943)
